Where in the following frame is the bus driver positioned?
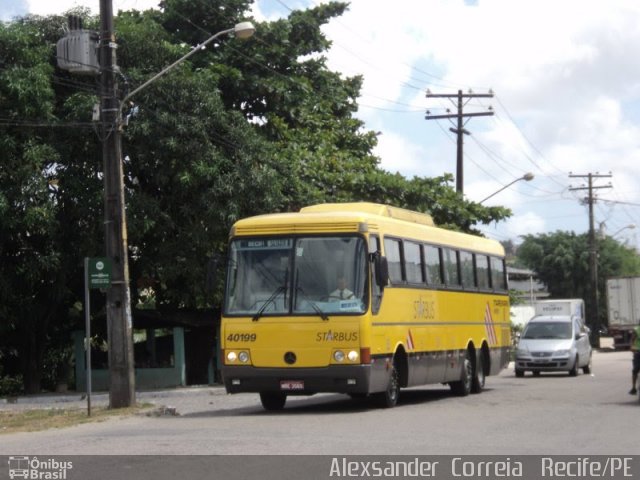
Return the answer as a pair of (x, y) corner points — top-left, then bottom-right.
(329, 276), (355, 300)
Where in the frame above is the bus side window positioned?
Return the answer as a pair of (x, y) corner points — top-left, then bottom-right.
(370, 235), (383, 314)
(443, 248), (460, 287)
(476, 254), (490, 290)
(490, 256), (507, 291)
(460, 251), (475, 288)
(424, 244), (443, 285)
(384, 237), (404, 284)
(404, 240), (424, 284)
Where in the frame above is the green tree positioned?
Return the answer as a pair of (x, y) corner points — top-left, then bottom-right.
(0, 1), (512, 392)
(0, 14), (103, 392)
(517, 231), (640, 325)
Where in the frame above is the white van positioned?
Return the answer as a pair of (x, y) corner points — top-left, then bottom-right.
(515, 315), (592, 377)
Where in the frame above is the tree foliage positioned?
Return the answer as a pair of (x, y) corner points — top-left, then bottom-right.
(517, 231), (640, 324)
(0, 1), (510, 392)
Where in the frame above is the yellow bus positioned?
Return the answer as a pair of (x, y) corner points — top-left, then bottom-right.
(220, 202), (510, 410)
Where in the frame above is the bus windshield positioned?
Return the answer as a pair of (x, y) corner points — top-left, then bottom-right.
(224, 236), (368, 317)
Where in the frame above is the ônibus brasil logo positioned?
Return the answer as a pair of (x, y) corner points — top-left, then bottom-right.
(8, 456), (73, 479)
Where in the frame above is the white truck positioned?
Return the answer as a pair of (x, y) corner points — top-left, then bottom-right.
(606, 276), (640, 349)
(533, 299), (585, 323)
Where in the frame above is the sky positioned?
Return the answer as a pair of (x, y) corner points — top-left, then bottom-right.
(4, 0), (640, 248)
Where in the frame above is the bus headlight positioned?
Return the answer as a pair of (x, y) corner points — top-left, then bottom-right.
(226, 350), (251, 364)
(332, 350), (359, 363)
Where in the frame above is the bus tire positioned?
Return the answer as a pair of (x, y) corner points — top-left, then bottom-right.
(259, 392), (286, 411)
(471, 352), (485, 394)
(374, 363), (400, 408)
(450, 350), (472, 396)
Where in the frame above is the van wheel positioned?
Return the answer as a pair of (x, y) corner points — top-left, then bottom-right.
(515, 368), (525, 378)
(374, 363), (400, 408)
(260, 392), (286, 411)
(569, 355), (579, 376)
(582, 354), (592, 374)
(471, 353), (485, 394)
(450, 350), (473, 396)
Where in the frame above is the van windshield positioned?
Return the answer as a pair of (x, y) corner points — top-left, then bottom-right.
(522, 322), (572, 339)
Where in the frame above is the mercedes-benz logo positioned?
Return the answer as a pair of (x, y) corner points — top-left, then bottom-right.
(284, 352), (296, 365)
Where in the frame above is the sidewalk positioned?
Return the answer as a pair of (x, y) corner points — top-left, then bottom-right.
(0, 384), (226, 411)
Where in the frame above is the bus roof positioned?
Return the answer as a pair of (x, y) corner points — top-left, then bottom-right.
(301, 202), (434, 226)
(231, 202), (504, 256)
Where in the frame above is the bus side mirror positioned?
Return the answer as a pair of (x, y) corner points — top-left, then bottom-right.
(375, 256), (389, 288)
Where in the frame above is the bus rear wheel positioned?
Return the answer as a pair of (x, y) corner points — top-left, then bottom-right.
(450, 350), (472, 396)
(259, 392), (286, 411)
(471, 353), (485, 394)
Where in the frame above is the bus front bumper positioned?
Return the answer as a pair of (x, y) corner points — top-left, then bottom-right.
(221, 364), (372, 395)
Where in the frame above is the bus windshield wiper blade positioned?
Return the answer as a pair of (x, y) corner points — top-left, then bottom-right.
(252, 286), (285, 322)
(309, 300), (329, 321)
(295, 287), (329, 321)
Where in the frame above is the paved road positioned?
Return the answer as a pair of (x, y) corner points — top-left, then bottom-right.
(1, 348), (638, 455)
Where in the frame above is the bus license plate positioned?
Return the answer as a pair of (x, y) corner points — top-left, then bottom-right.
(280, 380), (304, 391)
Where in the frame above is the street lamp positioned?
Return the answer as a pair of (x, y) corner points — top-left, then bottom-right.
(611, 224), (636, 239)
(120, 21), (255, 118)
(99, 16), (254, 408)
(479, 172), (534, 204)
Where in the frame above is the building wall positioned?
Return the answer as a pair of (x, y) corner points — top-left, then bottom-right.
(73, 327), (187, 391)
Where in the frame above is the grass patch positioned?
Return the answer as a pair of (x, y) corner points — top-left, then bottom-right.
(0, 404), (153, 435)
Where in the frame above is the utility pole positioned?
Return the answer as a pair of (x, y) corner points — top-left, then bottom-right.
(100, 0), (135, 408)
(58, 3), (252, 410)
(425, 89), (494, 195)
(569, 172), (612, 346)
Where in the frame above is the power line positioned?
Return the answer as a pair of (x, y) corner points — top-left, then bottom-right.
(0, 118), (96, 128)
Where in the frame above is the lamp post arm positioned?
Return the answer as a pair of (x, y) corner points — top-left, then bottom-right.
(611, 225), (636, 238)
(479, 178), (520, 204)
(120, 26), (235, 108)
(479, 172), (534, 204)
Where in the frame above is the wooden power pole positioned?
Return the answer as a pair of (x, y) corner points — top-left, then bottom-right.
(425, 89), (494, 195)
(569, 172), (612, 345)
(99, 0), (135, 408)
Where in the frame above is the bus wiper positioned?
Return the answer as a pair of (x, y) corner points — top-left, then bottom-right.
(252, 286), (285, 322)
(295, 286), (329, 321)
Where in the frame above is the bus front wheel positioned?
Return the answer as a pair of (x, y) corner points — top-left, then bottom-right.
(259, 392), (287, 411)
(374, 363), (400, 408)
